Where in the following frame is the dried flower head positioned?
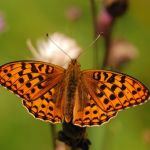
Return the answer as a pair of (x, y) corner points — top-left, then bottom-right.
(27, 33), (82, 68)
(107, 39), (138, 69)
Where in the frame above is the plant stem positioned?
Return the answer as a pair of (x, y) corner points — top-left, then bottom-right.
(50, 124), (56, 150)
(102, 20), (114, 69)
(89, 0), (99, 69)
(102, 32), (111, 68)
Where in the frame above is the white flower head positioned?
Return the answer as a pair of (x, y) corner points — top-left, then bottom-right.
(27, 32), (82, 68)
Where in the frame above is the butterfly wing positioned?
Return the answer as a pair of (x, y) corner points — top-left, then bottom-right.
(73, 82), (117, 127)
(0, 61), (65, 123)
(73, 70), (150, 127)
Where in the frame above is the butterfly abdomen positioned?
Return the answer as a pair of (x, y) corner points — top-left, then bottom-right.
(67, 72), (78, 98)
(64, 60), (80, 123)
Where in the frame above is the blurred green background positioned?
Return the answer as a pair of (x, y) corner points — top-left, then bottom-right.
(0, 0), (150, 150)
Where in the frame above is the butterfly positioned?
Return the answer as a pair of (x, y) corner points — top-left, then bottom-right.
(0, 59), (149, 127)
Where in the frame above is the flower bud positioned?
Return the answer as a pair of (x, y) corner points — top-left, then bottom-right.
(96, 8), (113, 36)
(102, 0), (128, 17)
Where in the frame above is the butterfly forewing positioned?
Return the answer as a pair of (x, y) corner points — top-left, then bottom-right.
(81, 70), (150, 113)
(0, 61), (65, 123)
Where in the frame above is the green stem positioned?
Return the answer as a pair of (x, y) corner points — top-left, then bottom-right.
(89, 0), (99, 69)
(50, 124), (56, 150)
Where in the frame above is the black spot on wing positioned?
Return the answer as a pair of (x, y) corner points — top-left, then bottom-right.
(107, 74), (116, 83)
(27, 73), (33, 80)
(31, 63), (38, 73)
(21, 62), (26, 70)
(38, 64), (44, 71)
(103, 72), (108, 80)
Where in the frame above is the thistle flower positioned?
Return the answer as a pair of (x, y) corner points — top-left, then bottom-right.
(27, 33), (82, 68)
(96, 0), (128, 36)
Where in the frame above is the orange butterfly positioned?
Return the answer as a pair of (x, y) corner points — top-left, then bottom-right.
(0, 59), (149, 127)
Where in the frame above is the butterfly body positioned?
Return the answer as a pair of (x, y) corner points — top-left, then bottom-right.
(63, 59), (81, 123)
(0, 59), (149, 127)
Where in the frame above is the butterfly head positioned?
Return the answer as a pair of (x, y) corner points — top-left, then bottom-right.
(71, 59), (77, 65)
(67, 59), (80, 70)
(71, 59), (80, 65)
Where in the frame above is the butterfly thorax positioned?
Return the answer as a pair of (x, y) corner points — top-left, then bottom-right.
(63, 59), (81, 123)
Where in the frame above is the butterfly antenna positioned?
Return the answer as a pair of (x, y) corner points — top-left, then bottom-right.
(76, 33), (103, 59)
(46, 33), (72, 60)
(85, 33), (102, 49)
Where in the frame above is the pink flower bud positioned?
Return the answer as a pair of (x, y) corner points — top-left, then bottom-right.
(96, 9), (113, 36)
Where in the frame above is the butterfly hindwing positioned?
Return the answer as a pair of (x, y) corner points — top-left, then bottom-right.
(73, 82), (117, 127)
